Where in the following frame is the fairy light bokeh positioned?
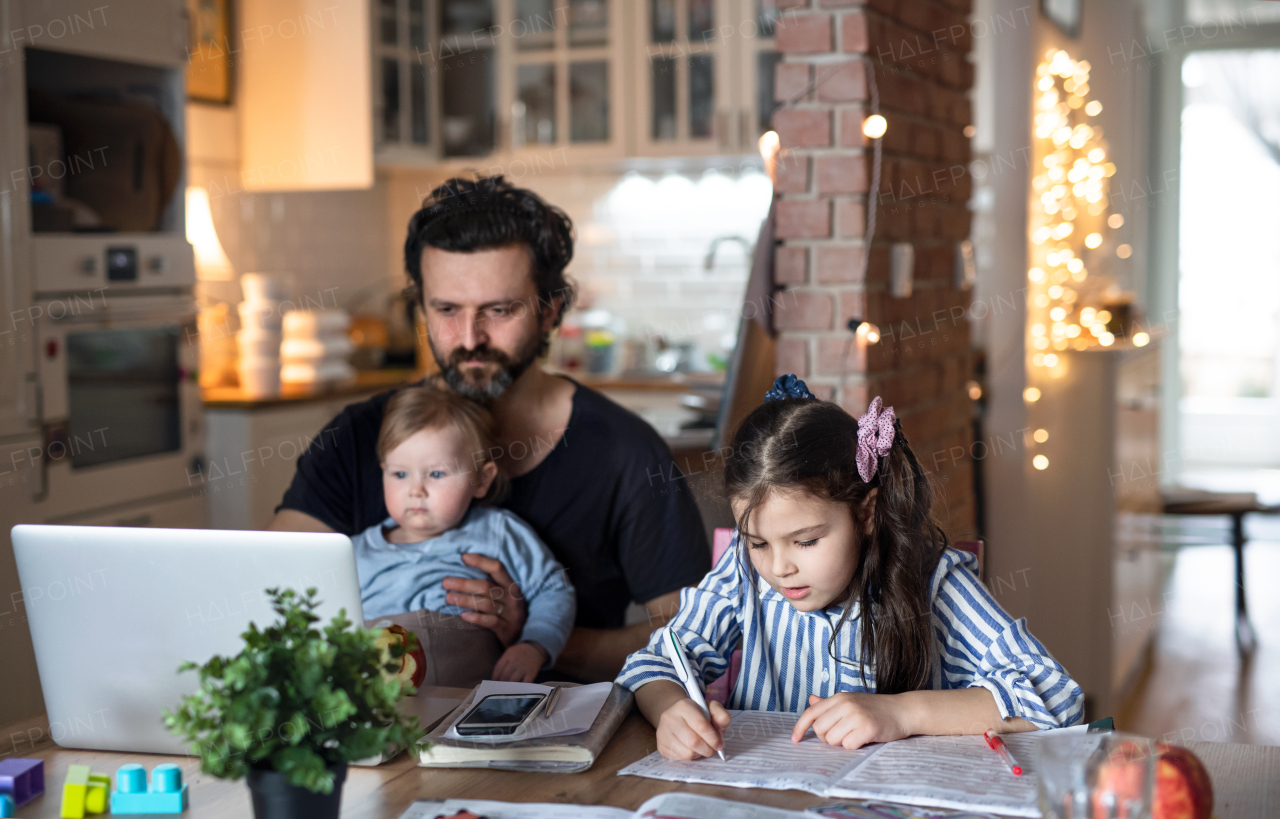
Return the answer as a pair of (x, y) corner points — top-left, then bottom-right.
(1029, 48), (1123, 376)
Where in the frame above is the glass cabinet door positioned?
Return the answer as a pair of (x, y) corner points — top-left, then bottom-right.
(374, 0), (434, 154)
(638, 0), (778, 155)
(641, 0), (725, 152)
(501, 0), (618, 156)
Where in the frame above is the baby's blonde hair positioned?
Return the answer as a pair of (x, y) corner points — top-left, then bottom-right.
(377, 385), (508, 503)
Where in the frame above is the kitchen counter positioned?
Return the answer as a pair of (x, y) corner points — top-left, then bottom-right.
(202, 369), (422, 409)
(202, 370), (725, 409)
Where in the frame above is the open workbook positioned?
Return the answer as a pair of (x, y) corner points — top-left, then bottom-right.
(619, 711), (1081, 818)
(399, 792), (817, 819)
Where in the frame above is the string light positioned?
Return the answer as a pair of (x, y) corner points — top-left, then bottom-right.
(1033, 455), (1050, 470)
(862, 114), (887, 139)
(1027, 47), (1128, 382)
(1024, 387), (1041, 402)
(1034, 429), (1050, 443)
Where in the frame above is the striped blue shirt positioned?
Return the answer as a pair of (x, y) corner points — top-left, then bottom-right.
(617, 538), (1084, 728)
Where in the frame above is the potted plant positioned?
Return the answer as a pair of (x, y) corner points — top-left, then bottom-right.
(165, 588), (426, 819)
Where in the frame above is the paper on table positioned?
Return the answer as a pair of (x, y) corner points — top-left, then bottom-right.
(634, 792), (813, 819)
(442, 681), (614, 743)
(397, 793), (815, 819)
(398, 799), (632, 819)
(826, 732), (1049, 818)
(619, 710), (882, 795)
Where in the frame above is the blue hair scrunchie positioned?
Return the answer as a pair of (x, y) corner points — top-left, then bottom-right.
(763, 374), (815, 402)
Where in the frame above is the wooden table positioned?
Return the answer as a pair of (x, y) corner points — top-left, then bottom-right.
(4, 688), (1278, 818)
(1162, 488), (1280, 652)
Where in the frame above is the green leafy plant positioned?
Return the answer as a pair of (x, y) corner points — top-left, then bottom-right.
(165, 587), (426, 794)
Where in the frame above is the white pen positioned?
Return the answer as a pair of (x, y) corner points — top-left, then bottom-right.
(665, 627), (728, 762)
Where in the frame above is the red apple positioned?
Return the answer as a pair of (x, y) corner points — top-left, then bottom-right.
(1154, 743), (1214, 819)
(374, 625), (428, 690)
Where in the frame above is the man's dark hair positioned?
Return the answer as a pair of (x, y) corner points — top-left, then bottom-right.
(404, 175), (577, 338)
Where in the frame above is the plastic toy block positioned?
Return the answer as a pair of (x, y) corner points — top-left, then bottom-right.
(0, 793), (14, 818)
(61, 764), (90, 818)
(0, 757), (44, 807)
(85, 773), (110, 814)
(109, 763), (188, 814)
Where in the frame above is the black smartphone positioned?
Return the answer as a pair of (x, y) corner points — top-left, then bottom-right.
(454, 693), (547, 737)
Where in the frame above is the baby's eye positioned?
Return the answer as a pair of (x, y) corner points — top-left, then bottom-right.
(429, 469), (447, 479)
(797, 539), (818, 548)
(393, 470), (408, 479)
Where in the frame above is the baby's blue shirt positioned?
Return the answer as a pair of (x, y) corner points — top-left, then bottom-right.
(352, 506), (576, 666)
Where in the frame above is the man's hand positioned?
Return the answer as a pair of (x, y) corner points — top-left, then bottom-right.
(493, 642), (548, 683)
(791, 693), (910, 749)
(443, 553), (528, 647)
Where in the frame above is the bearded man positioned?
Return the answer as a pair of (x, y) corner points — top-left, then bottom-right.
(268, 175), (710, 682)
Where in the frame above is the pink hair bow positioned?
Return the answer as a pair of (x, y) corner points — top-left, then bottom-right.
(856, 396), (896, 482)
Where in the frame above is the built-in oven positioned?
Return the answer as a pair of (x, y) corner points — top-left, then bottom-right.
(34, 293), (204, 520)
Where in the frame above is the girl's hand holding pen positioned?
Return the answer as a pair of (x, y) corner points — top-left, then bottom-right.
(657, 697), (732, 761)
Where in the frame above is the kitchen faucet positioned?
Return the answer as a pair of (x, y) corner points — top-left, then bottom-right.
(703, 235), (754, 271)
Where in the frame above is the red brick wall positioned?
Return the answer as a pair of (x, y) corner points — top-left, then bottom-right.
(771, 0), (978, 538)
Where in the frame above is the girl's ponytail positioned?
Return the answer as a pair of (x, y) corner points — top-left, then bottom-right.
(858, 425), (947, 693)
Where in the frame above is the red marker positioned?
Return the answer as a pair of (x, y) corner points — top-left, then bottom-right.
(984, 730), (1023, 776)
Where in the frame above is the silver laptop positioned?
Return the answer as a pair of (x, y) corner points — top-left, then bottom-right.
(11, 524), (364, 755)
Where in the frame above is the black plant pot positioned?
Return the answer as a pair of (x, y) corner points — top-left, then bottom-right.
(246, 763), (347, 819)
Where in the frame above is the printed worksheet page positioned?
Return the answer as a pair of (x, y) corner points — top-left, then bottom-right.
(634, 792), (813, 819)
(399, 800), (631, 819)
(618, 711), (883, 795)
(826, 732), (1046, 817)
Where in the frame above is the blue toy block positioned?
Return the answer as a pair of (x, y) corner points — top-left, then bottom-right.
(0, 757), (44, 807)
(0, 793), (14, 818)
(109, 763), (187, 814)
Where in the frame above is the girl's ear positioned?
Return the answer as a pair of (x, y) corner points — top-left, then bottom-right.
(859, 489), (879, 537)
(473, 461), (499, 498)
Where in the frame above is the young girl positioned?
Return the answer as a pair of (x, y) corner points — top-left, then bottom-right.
(618, 375), (1084, 760)
(353, 385), (575, 683)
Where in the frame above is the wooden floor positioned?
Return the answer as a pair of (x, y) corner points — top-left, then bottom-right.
(1116, 530), (1280, 746)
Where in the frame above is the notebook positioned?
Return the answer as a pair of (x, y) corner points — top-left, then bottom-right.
(418, 681), (633, 772)
(620, 710), (1087, 817)
(399, 792), (811, 819)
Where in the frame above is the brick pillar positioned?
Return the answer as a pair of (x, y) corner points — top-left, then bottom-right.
(771, 0), (977, 538)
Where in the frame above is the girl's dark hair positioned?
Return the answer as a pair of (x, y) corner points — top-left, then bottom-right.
(403, 175), (577, 354)
(723, 398), (947, 694)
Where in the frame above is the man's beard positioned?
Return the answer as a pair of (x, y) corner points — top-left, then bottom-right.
(429, 334), (541, 401)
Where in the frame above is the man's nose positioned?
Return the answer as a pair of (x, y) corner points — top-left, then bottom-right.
(460, 309), (488, 350)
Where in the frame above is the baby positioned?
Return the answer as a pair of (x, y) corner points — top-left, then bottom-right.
(352, 385), (575, 682)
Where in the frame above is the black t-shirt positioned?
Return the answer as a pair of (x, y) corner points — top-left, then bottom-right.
(278, 377), (710, 628)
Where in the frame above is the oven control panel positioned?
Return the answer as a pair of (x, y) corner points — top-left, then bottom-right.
(33, 235), (195, 294)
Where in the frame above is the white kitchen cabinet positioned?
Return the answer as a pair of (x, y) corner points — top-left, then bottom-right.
(238, 0), (374, 190)
(204, 396), (374, 530)
(16, 0), (186, 68)
(0, 6), (38, 440)
(630, 0), (779, 158)
(48, 490), (209, 528)
(373, 0), (776, 169)
(495, 0), (626, 162)
(0, 435), (46, 727)
(374, 0), (628, 168)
